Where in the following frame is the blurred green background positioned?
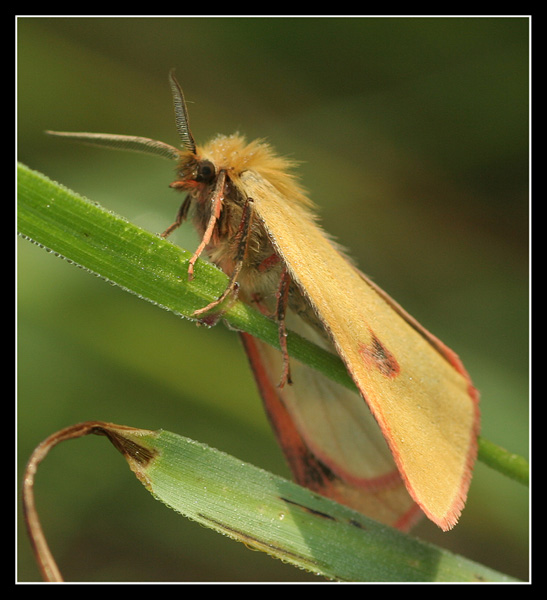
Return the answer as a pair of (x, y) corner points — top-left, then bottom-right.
(17, 17), (529, 582)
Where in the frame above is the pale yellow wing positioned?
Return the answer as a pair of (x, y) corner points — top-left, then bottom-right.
(238, 170), (480, 531)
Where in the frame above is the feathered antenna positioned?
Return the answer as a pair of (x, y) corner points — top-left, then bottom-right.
(44, 130), (181, 161)
(46, 71), (198, 160)
(168, 69), (197, 154)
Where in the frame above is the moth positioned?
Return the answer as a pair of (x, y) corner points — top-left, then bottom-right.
(48, 71), (480, 531)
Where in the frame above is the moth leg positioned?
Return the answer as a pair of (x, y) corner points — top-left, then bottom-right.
(193, 196), (254, 321)
(187, 170), (227, 281)
(257, 252), (281, 273)
(276, 268), (292, 388)
(160, 195), (191, 238)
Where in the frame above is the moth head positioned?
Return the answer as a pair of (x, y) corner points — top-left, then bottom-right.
(170, 155), (217, 191)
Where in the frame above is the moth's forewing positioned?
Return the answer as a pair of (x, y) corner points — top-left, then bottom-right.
(237, 170), (480, 531)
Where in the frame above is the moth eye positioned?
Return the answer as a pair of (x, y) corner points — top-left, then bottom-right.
(196, 160), (216, 183)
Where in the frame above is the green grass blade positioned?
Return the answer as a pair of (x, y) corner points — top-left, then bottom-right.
(478, 437), (529, 486)
(107, 424), (517, 582)
(30, 422), (518, 582)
